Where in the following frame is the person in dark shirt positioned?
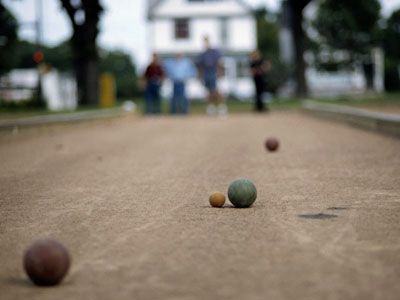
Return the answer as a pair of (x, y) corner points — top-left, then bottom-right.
(143, 53), (165, 114)
(249, 50), (271, 112)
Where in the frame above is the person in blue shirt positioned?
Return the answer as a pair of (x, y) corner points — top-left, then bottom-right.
(164, 53), (197, 114)
(197, 36), (227, 116)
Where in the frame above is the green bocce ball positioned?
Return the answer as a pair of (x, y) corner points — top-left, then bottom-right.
(227, 178), (257, 208)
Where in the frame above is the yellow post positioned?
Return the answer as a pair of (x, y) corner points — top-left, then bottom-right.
(100, 72), (116, 108)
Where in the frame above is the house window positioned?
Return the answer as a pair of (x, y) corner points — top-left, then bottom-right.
(175, 19), (189, 39)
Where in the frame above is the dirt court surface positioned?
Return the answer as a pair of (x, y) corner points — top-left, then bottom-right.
(1, 112), (399, 300)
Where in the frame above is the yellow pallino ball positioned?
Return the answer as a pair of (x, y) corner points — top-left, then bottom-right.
(209, 192), (226, 208)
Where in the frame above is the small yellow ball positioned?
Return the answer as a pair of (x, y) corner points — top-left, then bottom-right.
(209, 192), (226, 208)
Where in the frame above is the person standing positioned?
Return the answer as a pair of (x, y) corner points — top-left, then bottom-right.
(143, 53), (165, 114)
(249, 50), (271, 112)
(164, 53), (197, 114)
(197, 36), (227, 116)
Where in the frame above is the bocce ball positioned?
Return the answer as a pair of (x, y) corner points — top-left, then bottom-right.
(265, 137), (279, 152)
(228, 178), (257, 208)
(23, 239), (71, 286)
(209, 192), (226, 207)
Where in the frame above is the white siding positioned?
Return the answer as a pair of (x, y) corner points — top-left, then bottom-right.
(153, 0), (248, 18)
(227, 17), (256, 52)
(150, 20), (171, 52)
(151, 17), (255, 54)
(151, 18), (219, 53)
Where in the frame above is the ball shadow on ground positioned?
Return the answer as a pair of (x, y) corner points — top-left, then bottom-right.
(201, 204), (266, 209)
(298, 213), (338, 220)
(327, 206), (350, 211)
(3, 276), (74, 288)
(3, 276), (33, 288)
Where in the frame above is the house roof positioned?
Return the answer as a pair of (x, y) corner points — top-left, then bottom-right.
(147, 0), (163, 19)
(147, 0), (254, 19)
(148, 0), (163, 11)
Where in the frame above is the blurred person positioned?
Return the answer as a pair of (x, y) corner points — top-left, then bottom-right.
(197, 36), (227, 116)
(164, 53), (197, 114)
(143, 53), (165, 114)
(249, 50), (271, 112)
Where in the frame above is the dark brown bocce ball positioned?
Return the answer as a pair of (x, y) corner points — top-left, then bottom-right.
(265, 137), (279, 152)
(23, 239), (71, 286)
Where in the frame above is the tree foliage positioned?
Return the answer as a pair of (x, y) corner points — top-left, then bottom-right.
(255, 8), (279, 59)
(43, 41), (73, 71)
(255, 8), (289, 94)
(99, 50), (139, 99)
(383, 9), (400, 59)
(11, 38), (139, 98)
(383, 9), (400, 90)
(314, 0), (381, 59)
(0, 3), (18, 74)
(14, 40), (72, 70)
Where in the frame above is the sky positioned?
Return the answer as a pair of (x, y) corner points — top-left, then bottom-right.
(3, 0), (400, 69)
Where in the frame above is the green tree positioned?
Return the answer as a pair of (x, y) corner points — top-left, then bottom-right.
(255, 8), (279, 59)
(43, 41), (73, 71)
(315, 0), (381, 55)
(100, 50), (139, 99)
(383, 9), (400, 58)
(255, 7), (289, 94)
(314, 0), (381, 88)
(13, 40), (72, 70)
(12, 39), (139, 99)
(13, 40), (37, 69)
(383, 9), (400, 90)
(314, 0), (381, 62)
(0, 3), (18, 75)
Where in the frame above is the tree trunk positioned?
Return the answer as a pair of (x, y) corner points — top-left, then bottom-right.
(362, 61), (374, 91)
(71, 20), (99, 106)
(74, 53), (99, 106)
(291, 6), (308, 97)
(61, 0), (102, 106)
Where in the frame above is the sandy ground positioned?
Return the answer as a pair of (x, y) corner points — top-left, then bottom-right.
(0, 112), (399, 300)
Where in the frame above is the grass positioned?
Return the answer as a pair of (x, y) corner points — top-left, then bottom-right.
(133, 93), (400, 115)
(309, 93), (400, 114)
(1, 92), (399, 119)
(133, 97), (301, 115)
(0, 103), (121, 120)
(311, 92), (400, 106)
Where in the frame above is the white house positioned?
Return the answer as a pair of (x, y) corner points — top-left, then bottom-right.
(147, 0), (257, 100)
